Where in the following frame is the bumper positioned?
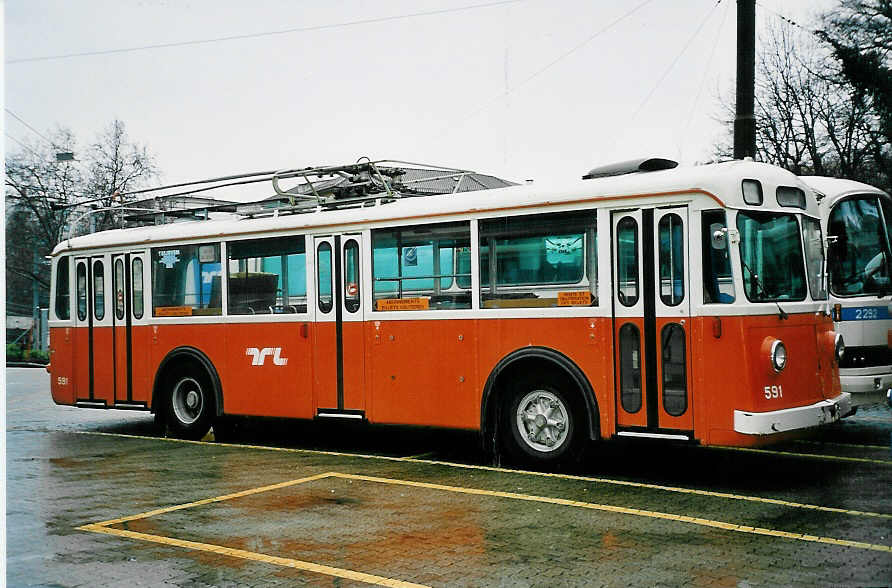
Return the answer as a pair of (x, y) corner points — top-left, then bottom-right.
(734, 393), (852, 435)
(840, 366), (892, 406)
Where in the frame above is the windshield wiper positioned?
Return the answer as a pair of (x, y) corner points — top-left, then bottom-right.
(740, 259), (788, 320)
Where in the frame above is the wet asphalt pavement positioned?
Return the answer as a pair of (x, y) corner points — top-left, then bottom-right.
(6, 368), (892, 587)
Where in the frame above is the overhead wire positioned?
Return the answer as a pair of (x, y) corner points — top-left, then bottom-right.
(4, 132), (43, 158)
(444, 0), (657, 131)
(679, 0), (732, 156)
(5, 108), (58, 148)
(755, 1), (808, 32)
(614, 0), (724, 151)
(6, 0), (525, 64)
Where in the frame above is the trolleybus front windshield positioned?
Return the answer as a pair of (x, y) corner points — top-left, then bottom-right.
(737, 211), (807, 302)
(827, 196), (892, 297)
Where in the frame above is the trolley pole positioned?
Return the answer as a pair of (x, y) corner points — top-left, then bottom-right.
(734, 0), (756, 160)
(32, 249), (40, 350)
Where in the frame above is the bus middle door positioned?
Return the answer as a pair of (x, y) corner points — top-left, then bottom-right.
(313, 234), (366, 419)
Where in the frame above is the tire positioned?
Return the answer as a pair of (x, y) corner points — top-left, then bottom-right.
(503, 380), (582, 466)
(164, 365), (214, 440)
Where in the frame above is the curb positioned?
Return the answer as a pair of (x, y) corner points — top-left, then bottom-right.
(6, 362), (49, 369)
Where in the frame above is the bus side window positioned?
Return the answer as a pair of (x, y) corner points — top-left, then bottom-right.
(151, 244), (222, 317)
(55, 256), (70, 320)
(616, 217), (639, 307)
(701, 210), (735, 304)
(114, 258), (125, 320)
(76, 263), (87, 321)
(658, 214), (684, 306)
(132, 258), (144, 319)
(227, 236), (307, 315)
(317, 242), (333, 313)
(372, 221), (471, 311)
(93, 260), (105, 320)
(479, 211), (597, 309)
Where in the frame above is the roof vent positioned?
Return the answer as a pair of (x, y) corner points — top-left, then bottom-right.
(582, 157), (678, 180)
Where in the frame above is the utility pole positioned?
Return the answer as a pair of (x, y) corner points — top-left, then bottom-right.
(31, 249), (40, 350)
(734, 0), (756, 160)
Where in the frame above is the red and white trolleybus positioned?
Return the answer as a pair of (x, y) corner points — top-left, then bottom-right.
(47, 157), (850, 464)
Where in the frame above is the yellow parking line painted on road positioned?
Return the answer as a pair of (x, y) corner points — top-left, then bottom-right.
(80, 471), (892, 559)
(62, 429), (892, 519)
(93, 472), (332, 526)
(708, 445), (892, 465)
(78, 523), (429, 588)
(328, 473), (892, 554)
(794, 439), (890, 451)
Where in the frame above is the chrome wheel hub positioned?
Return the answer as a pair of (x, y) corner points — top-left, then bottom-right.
(172, 377), (203, 425)
(516, 390), (569, 453)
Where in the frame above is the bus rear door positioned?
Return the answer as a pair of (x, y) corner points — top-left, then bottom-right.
(313, 234), (367, 419)
(73, 255), (114, 406)
(612, 207), (693, 439)
(111, 252), (149, 408)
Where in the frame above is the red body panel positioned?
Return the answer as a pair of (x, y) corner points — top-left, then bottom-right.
(71, 327), (90, 401)
(690, 313), (838, 447)
(131, 327), (152, 403)
(48, 327), (75, 404)
(114, 322), (127, 402)
(51, 310), (838, 448)
(313, 323), (338, 411)
(221, 322), (315, 418)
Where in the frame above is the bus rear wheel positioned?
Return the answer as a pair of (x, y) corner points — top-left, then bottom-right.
(165, 367), (214, 440)
(504, 382), (580, 466)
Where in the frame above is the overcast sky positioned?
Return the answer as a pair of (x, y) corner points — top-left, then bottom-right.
(5, 0), (832, 200)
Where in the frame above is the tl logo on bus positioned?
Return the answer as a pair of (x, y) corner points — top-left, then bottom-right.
(246, 347), (288, 366)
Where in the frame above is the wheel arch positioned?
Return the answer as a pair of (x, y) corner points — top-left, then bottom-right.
(152, 346), (224, 417)
(481, 346), (600, 443)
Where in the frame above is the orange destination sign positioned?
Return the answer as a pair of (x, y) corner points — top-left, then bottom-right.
(557, 291), (592, 307)
(376, 298), (430, 311)
(155, 306), (194, 317)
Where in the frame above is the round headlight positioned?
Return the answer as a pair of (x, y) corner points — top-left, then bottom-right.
(834, 333), (845, 364)
(770, 340), (787, 373)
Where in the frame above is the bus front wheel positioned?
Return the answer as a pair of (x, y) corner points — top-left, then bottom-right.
(504, 381), (581, 466)
(164, 367), (214, 440)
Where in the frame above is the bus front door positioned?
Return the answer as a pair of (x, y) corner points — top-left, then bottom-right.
(611, 207), (694, 438)
(312, 234), (366, 419)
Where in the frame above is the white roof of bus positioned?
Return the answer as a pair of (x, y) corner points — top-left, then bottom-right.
(800, 175), (890, 211)
(53, 160), (818, 256)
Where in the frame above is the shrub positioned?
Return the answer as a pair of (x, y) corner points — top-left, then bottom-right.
(24, 349), (50, 364)
(6, 343), (23, 362)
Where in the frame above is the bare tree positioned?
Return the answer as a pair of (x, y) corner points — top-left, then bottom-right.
(5, 120), (159, 313)
(85, 120), (159, 231)
(715, 18), (889, 193)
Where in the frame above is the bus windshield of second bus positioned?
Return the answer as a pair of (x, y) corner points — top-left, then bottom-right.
(827, 195), (892, 297)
